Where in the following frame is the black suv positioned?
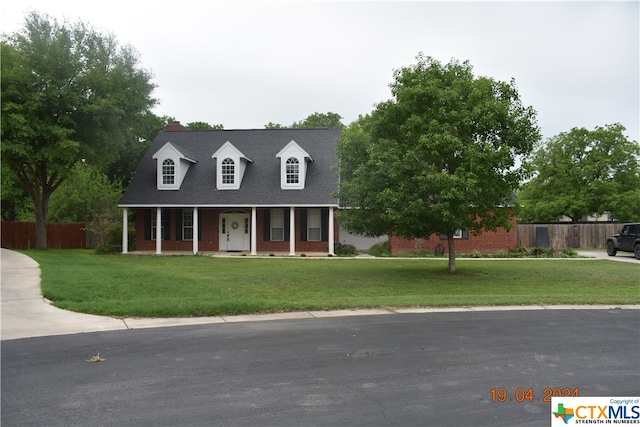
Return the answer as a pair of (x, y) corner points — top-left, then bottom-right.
(606, 223), (640, 260)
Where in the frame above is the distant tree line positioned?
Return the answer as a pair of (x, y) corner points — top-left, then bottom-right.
(518, 123), (639, 223)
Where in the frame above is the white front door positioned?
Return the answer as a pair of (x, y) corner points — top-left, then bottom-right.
(220, 213), (249, 251)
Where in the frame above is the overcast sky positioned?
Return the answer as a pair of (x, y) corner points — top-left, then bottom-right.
(2, 1), (638, 141)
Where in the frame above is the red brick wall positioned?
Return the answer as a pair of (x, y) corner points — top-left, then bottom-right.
(134, 208), (338, 254)
(389, 221), (517, 255)
(134, 208), (220, 252)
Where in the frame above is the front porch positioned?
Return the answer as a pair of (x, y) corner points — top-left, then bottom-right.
(120, 206), (337, 256)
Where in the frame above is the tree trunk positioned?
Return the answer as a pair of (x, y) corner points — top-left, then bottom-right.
(8, 158), (64, 251)
(447, 234), (456, 274)
(415, 238), (423, 255)
(32, 188), (51, 250)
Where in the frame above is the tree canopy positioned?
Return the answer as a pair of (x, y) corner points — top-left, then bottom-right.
(265, 112), (344, 129)
(1, 12), (157, 248)
(519, 124), (640, 223)
(1, 164), (32, 221)
(186, 121), (224, 130)
(337, 54), (540, 273)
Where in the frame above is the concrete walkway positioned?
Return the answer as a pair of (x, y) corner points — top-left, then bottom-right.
(1, 248), (638, 341)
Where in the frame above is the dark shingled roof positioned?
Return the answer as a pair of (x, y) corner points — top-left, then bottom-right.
(119, 128), (341, 207)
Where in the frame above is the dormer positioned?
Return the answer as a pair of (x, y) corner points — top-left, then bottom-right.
(276, 140), (312, 190)
(212, 141), (253, 190)
(152, 142), (197, 190)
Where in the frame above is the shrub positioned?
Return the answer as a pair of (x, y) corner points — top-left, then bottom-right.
(95, 244), (121, 255)
(94, 222), (126, 255)
(509, 246), (530, 257)
(508, 246), (578, 258)
(369, 240), (391, 257)
(530, 247), (548, 257)
(470, 250), (484, 258)
(335, 243), (357, 257)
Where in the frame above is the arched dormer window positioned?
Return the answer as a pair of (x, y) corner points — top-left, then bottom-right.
(212, 142), (252, 190)
(152, 142), (196, 190)
(162, 159), (175, 185)
(221, 158), (235, 184)
(277, 140), (312, 190)
(286, 158), (299, 184)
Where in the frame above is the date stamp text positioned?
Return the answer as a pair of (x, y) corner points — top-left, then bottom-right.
(490, 387), (579, 403)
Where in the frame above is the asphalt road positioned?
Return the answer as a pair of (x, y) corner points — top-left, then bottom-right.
(2, 309), (639, 427)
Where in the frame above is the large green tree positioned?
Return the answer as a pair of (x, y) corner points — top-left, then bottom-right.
(1, 12), (157, 248)
(337, 54), (540, 273)
(2, 111), (168, 220)
(519, 124), (640, 223)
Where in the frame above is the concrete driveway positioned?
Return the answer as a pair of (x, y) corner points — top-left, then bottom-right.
(1, 249), (128, 339)
(577, 249), (639, 263)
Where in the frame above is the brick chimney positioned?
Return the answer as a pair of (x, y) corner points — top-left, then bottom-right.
(164, 121), (188, 131)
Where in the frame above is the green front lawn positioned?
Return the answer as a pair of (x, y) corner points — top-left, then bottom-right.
(22, 250), (639, 318)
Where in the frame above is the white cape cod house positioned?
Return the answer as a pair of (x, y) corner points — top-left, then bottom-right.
(118, 125), (341, 255)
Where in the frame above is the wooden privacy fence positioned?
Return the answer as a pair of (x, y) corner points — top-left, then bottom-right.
(1, 222), (89, 249)
(516, 223), (622, 249)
